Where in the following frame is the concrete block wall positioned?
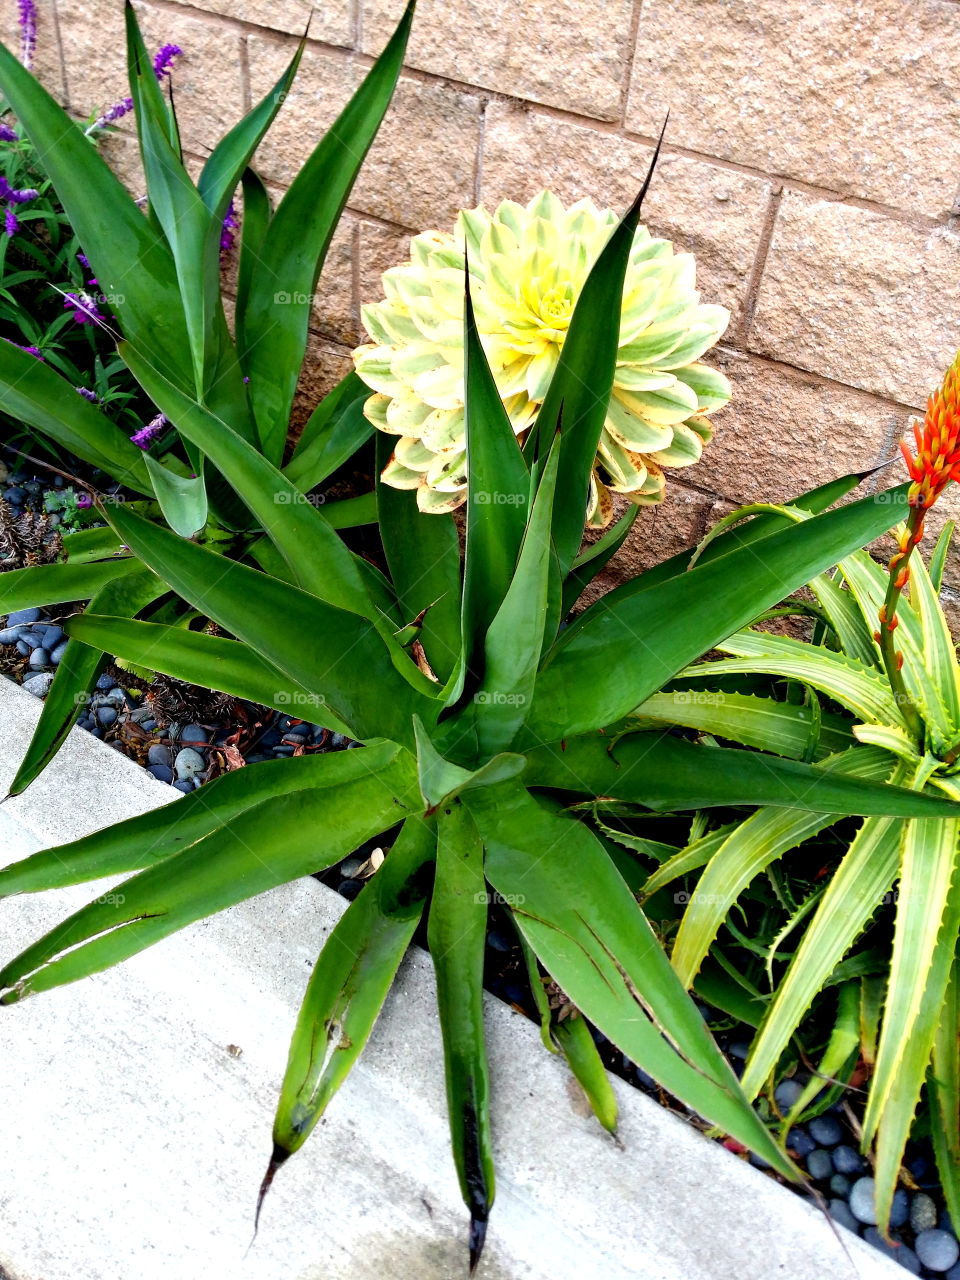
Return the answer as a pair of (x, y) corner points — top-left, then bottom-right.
(8, 0), (960, 597)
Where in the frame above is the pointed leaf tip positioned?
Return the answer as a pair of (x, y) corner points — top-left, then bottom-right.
(468, 1211), (488, 1273)
(254, 1143), (291, 1232)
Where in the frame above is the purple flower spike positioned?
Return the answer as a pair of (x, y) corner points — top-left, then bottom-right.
(76, 386), (99, 402)
(87, 43), (182, 134)
(220, 197), (239, 258)
(18, 0), (36, 71)
(130, 412), (168, 450)
(0, 124), (18, 142)
(0, 176), (39, 204)
(76, 492), (93, 510)
(4, 208), (17, 236)
(153, 44), (182, 77)
(63, 291), (105, 327)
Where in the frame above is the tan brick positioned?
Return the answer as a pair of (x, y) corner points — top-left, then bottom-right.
(56, 2), (243, 153)
(690, 348), (902, 507)
(625, 0), (960, 219)
(97, 130), (147, 197)
(357, 219), (412, 316)
(249, 35), (481, 228)
(751, 195), (960, 407)
(480, 102), (771, 316)
(291, 334), (355, 437)
(0, 2), (65, 103)
(186, 0), (352, 45)
(309, 215), (358, 344)
(362, 0), (634, 121)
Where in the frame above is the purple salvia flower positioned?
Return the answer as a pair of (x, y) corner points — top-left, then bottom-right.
(219, 197), (239, 258)
(4, 207), (17, 236)
(87, 43), (182, 134)
(0, 175), (39, 204)
(63, 291), (104, 326)
(130, 413), (167, 450)
(0, 123), (18, 142)
(152, 43), (181, 77)
(75, 492), (93, 510)
(17, 0), (36, 71)
(76, 386), (99, 402)
(4, 338), (43, 359)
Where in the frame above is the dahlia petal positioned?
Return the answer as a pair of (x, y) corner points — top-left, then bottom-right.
(605, 394), (675, 452)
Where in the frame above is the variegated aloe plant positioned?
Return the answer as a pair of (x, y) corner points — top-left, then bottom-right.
(634, 355), (960, 1234)
(2, 133), (959, 1263)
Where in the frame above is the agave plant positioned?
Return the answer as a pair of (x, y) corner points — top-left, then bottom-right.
(0, 1), (414, 793)
(632, 358), (960, 1233)
(2, 129), (959, 1261)
(353, 189), (729, 524)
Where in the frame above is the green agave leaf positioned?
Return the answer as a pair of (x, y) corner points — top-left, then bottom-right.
(533, 125), (666, 576)
(0, 557), (144, 614)
(125, 4), (213, 394)
(271, 815), (435, 1161)
(102, 502), (433, 747)
(0, 749), (420, 1002)
(699, 630), (904, 727)
(239, 1), (415, 462)
(376, 436), (462, 685)
(562, 505), (639, 618)
(740, 784), (909, 1100)
(8, 572), (164, 798)
(930, 957), (960, 1229)
(61, 527), (126, 564)
(667, 749), (897, 989)
(522, 730), (960, 817)
(526, 484), (914, 743)
(0, 339), (152, 493)
(599, 473), (865, 605)
(412, 718), (524, 810)
(0, 746), (403, 896)
(142, 453), (208, 538)
(635, 825), (739, 896)
(454, 264), (530, 709)
(428, 802), (495, 1269)
(235, 166), (272, 324)
(283, 373), (372, 490)
(64, 614), (351, 734)
(631, 689), (852, 760)
(475, 435), (559, 755)
(551, 1011), (619, 1135)
(466, 783), (796, 1176)
(0, 37), (189, 380)
(122, 342), (378, 618)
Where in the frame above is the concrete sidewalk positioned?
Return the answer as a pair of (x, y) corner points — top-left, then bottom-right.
(0, 677), (898, 1280)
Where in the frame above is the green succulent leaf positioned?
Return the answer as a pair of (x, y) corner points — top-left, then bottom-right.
(8, 572), (164, 798)
(466, 783), (796, 1176)
(272, 815), (435, 1160)
(0, 557), (144, 614)
(526, 484), (916, 743)
(428, 802), (495, 1269)
(550, 1011), (619, 1135)
(238, 1), (415, 462)
(0, 747), (419, 1002)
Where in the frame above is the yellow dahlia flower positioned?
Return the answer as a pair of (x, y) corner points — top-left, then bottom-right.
(352, 190), (731, 524)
